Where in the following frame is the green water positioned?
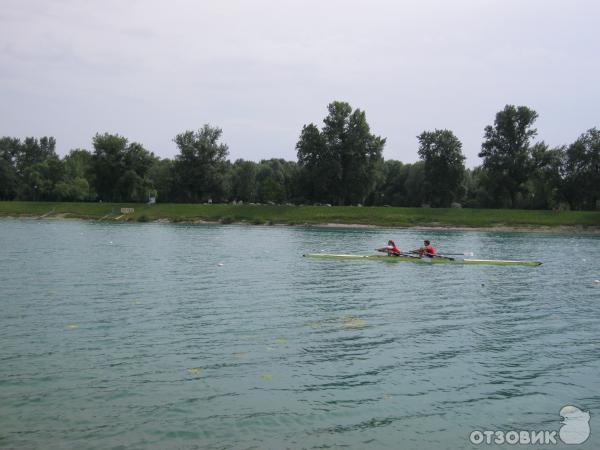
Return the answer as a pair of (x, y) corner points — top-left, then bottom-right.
(1, 219), (599, 449)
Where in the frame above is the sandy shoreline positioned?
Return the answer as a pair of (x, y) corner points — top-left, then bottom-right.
(2, 214), (599, 234)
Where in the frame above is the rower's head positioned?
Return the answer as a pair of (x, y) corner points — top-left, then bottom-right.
(388, 240), (395, 246)
(424, 240), (430, 246)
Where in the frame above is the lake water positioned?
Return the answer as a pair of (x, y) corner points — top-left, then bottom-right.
(1, 219), (599, 449)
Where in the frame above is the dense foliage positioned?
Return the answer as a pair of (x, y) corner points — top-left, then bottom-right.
(0, 103), (598, 210)
(296, 101), (385, 205)
(417, 129), (465, 207)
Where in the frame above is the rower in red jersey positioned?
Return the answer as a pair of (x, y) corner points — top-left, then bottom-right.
(414, 240), (436, 257)
(376, 240), (402, 256)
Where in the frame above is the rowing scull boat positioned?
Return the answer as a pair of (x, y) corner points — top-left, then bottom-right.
(303, 253), (542, 267)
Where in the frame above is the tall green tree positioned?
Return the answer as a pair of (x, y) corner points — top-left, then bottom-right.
(417, 129), (466, 206)
(296, 123), (336, 203)
(55, 149), (94, 201)
(0, 137), (20, 199)
(91, 133), (128, 201)
(147, 158), (175, 202)
(525, 143), (564, 209)
(375, 160), (410, 206)
(479, 105), (538, 207)
(462, 167), (494, 208)
(296, 101), (385, 205)
(14, 136), (57, 175)
(20, 156), (65, 201)
(403, 161), (427, 207)
(562, 128), (600, 209)
(0, 158), (18, 200)
(1, 136), (67, 200)
(255, 159), (299, 204)
(117, 143), (156, 201)
(91, 133), (155, 201)
(256, 161), (285, 204)
(173, 125), (229, 202)
(229, 159), (258, 202)
(63, 149), (93, 180)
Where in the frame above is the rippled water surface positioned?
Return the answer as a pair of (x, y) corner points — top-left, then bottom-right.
(1, 219), (599, 449)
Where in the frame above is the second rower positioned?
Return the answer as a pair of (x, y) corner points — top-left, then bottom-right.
(414, 240), (436, 257)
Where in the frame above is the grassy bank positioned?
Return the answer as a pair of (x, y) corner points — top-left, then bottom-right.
(1, 201), (599, 230)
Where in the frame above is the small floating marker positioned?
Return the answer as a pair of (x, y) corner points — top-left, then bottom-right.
(260, 373), (273, 381)
(274, 337), (288, 345)
(187, 367), (202, 375)
(66, 324), (79, 330)
(593, 280), (600, 285)
(217, 262), (224, 267)
(108, 241), (113, 245)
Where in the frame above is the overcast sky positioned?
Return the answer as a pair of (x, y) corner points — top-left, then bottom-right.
(1, 0), (598, 166)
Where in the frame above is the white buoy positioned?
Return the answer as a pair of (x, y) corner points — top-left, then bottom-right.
(593, 280), (600, 285)
(217, 262), (224, 267)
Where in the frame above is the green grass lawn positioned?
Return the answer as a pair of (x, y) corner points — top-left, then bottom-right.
(0, 201), (599, 229)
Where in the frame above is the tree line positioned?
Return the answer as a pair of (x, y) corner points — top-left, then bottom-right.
(0, 102), (598, 210)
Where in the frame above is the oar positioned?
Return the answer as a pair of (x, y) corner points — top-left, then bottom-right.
(398, 252), (421, 258)
(409, 250), (473, 257)
(408, 250), (455, 261)
(375, 249), (420, 258)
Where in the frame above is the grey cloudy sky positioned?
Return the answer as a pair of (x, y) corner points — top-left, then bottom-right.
(1, 0), (598, 166)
